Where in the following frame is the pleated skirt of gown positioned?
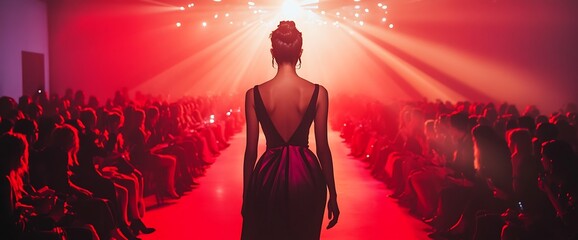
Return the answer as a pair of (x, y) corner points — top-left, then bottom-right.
(241, 145), (327, 240)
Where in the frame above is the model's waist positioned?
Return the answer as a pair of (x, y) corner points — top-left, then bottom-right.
(266, 144), (309, 150)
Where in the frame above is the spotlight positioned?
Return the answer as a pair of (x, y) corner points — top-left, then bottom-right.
(176, 22), (181, 27)
(179, 6), (185, 11)
(389, 23), (394, 28)
(281, 0), (303, 19)
(202, 21), (207, 27)
(248, 1), (255, 6)
(381, 17), (386, 22)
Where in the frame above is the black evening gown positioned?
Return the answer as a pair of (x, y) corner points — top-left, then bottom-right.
(241, 84), (327, 240)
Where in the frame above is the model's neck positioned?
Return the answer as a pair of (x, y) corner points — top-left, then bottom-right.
(274, 63), (298, 78)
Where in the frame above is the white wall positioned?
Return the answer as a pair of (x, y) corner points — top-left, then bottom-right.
(0, 0), (49, 99)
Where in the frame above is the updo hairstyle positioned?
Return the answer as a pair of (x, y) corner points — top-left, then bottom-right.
(270, 21), (302, 66)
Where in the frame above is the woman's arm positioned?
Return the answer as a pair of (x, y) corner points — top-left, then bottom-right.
(314, 85), (339, 229)
(314, 86), (336, 197)
(243, 89), (259, 204)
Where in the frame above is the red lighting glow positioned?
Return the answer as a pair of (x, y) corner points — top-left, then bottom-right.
(47, 0), (578, 114)
(34, 7), (578, 239)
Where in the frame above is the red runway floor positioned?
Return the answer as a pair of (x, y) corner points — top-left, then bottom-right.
(140, 130), (430, 240)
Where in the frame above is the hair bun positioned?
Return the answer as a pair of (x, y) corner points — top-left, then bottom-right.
(277, 21), (296, 32)
(270, 20), (302, 65)
(273, 21), (301, 44)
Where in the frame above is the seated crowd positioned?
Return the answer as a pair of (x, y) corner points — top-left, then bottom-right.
(332, 96), (578, 240)
(0, 88), (243, 240)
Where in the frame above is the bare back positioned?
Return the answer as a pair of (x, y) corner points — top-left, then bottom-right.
(256, 78), (318, 143)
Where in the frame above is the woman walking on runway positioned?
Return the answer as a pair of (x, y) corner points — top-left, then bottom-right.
(241, 21), (340, 240)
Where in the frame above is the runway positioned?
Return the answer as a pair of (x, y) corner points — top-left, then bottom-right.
(140, 129), (430, 240)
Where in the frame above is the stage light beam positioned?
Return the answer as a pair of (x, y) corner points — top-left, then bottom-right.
(280, 0), (304, 20)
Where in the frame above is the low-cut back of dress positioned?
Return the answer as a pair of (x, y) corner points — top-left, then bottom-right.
(241, 84), (327, 240)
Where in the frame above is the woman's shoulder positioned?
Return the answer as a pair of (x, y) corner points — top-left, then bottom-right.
(315, 83), (327, 94)
(298, 79), (326, 92)
(247, 79), (327, 96)
(309, 82), (327, 100)
(245, 80), (273, 100)
(244, 87), (256, 102)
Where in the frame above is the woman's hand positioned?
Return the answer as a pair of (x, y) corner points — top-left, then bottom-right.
(326, 197), (340, 229)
